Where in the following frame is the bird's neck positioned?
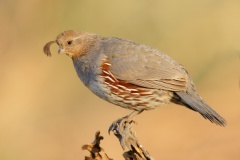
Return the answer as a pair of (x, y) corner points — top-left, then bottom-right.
(72, 42), (103, 87)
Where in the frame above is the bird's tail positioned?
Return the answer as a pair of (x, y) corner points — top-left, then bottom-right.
(173, 91), (227, 126)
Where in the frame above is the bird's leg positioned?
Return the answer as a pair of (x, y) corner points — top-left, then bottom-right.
(108, 110), (143, 150)
(108, 110), (154, 159)
(108, 110), (142, 135)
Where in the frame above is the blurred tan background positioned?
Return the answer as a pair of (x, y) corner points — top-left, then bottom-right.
(0, 0), (240, 159)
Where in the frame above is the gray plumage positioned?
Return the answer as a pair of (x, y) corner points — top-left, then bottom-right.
(43, 30), (226, 126)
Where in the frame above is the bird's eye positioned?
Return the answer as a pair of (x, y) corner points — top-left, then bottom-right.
(67, 40), (72, 45)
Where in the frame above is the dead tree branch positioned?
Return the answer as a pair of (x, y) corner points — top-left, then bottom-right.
(82, 131), (113, 160)
(83, 112), (154, 160)
(109, 112), (154, 160)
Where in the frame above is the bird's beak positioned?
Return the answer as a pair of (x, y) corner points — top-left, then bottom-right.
(58, 47), (65, 54)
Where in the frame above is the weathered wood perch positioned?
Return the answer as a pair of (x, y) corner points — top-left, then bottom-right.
(82, 111), (154, 160)
(82, 131), (113, 160)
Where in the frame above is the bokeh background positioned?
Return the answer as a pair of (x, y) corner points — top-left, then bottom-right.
(1, 0), (240, 160)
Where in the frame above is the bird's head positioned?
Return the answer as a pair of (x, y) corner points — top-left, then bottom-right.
(43, 30), (100, 59)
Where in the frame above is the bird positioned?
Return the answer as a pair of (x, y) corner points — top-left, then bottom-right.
(43, 30), (226, 127)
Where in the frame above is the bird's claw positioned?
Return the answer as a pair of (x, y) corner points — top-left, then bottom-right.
(108, 113), (137, 135)
(108, 115), (136, 150)
(108, 119), (119, 135)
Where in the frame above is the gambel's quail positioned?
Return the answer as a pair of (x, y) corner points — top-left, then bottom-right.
(44, 30), (226, 126)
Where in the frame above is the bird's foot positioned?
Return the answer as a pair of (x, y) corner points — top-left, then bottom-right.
(108, 111), (141, 150)
(108, 110), (154, 159)
(108, 111), (139, 135)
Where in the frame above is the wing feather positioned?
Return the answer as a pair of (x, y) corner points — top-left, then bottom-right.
(103, 38), (189, 91)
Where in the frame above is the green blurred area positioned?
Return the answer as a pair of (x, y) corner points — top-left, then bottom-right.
(0, 0), (239, 160)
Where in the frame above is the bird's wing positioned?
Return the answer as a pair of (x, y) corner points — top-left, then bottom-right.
(104, 38), (189, 92)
